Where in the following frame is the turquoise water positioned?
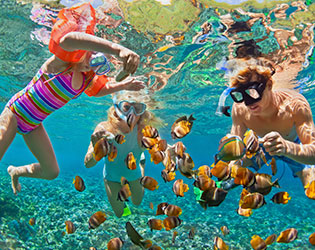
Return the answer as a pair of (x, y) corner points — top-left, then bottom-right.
(1, 0), (315, 249)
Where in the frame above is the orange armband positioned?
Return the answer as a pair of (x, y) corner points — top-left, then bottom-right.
(85, 75), (109, 97)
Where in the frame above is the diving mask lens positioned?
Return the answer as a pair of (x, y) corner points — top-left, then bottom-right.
(90, 52), (111, 75)
(230, 81), (267, 105)
(118, 101), (147, 116)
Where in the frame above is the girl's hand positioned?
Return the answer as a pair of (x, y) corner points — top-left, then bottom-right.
(260, 131), (288, 156)
(122, 78), (146, 91)
(91, 131), (114, 147)
(119, 48), (140, 75)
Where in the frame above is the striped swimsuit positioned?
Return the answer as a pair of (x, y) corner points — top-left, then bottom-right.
(6, 67), (95, 134)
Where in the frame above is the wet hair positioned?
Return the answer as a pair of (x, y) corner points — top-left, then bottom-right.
(226, 58), (276, 87)
(234, 39), (262, 58)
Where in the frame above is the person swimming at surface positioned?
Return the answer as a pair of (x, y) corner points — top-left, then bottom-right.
(220, 57), (315, 196)
(84, 90), (164, 217)
(0, 3), (146, 195)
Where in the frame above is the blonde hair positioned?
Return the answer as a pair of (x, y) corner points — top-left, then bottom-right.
(226, 58), (275, 87)
(107, 90), (165, 133)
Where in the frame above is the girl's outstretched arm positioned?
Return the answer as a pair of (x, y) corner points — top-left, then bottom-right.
(59, 32), (140, 75)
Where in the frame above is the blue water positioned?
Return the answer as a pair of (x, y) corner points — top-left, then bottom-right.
(1, 0), (315, 249)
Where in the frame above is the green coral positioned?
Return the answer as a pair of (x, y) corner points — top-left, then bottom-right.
(117, 0), (200, 34)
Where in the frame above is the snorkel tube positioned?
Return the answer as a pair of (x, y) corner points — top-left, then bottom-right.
(215, 87), (235, 117)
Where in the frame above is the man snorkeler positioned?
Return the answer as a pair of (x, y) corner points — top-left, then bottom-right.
(217, 58), (315, 197)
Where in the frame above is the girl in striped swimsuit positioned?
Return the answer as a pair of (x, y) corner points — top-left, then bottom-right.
(0, 31), (146, 195)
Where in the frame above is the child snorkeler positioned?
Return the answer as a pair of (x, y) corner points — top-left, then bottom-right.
(0, 3), (146, 194)
(84, 90), (164, 217)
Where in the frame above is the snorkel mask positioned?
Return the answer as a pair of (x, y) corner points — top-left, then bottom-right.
(89, 52), (111, 75)
(113, 95), (147, 123)
(216, 80), (267, 117)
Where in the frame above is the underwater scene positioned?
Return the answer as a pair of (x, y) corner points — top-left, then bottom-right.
(1, 0), (315, 249)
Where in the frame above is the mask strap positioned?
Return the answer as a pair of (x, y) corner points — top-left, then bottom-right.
(215, 87), (235, 117)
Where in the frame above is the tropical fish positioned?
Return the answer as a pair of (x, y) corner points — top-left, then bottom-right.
(176, 153), (196, 178)
(198, 165), (211, 177)
(305, 180), (315, 199)
(250, 235), (266, 250)
(73, 175), (86, 192)
(88, 211), (107, 230)
(215, 135), (245, 163)
(188, 227), (196, 239)
(193, 174), (216, 191)
(164, 204), (182, 217)
(213, 236), (229, 250)
(161, 169), (176, 183)
(118, 184), (131, 202)
(171, 115), (195, 139)
(270, 158), (277, 175)
(163, 216), (182, 231)
(199, 187), (228, 209)
(243, 130), (260, 158)
(211, 161), (231, 181)
(174, 141), (186, 158)
(172, 231), (178, 244)
(89, 247), (97, 250)
(140, 176), (159, 191)
(156, 202), (169, 215)
(150, 150), (166, 164)
(271, 191), (291, 204)
(277, 228), (298, 243)
(247, 173), (279, 195)
(264, 234), (277, 245)
(115, 134), (125, 144)
(29, 217), (36, 226)
(240, 193), (266, 209)
(163, 151), (177, 172)
(126, 113), (137, 130)
(94, 137), (110, 161)
(147, 219), (164, 231)
(231, 166), (255, 187)
(220, 226), (230, 236)
(309, 232), (315, 245)
(126, 222), (153, 249)
(125, 152), (137, 170)
(141, 136), (159, 149)
(65, 220), (76, 234)
(108, 144), (118, 162)
(107, 237), (124, 250)
(120, 176), (129, 185)
(142, 125), (159, 138)
(173, 179), (189, 197)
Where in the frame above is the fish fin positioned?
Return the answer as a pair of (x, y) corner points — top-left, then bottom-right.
(174, 116), (188, 123)
(156, 185), (159, 190)
(272, 179), (280, 188)
(188, 114), (196, 122)
(72, 179), (75, 184)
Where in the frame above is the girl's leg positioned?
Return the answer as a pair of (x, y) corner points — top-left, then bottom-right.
(7, 123), (59, 194)
(0, 107), (18, 160)
(104, 179), (124, 218)
(129, 178), (144, 206)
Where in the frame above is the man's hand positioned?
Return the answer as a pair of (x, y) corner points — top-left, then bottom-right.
(260, 131), (288, 156)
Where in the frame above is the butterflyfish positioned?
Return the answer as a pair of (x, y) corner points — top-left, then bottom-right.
(94, 137), (110, 161)
(142, 125), (159, 138)
(107, 237), (124, 250)
(211, 161), (231, 181)
(188, 227), (196, 239)
(174, 141), (186, 158)
(240, 192), (266, 209)
(250, 235), (267, 250)
(176, 153), (196, 179)
(164, 204), (182, 217)
(156, 202), (169, 215)
(193, 174), (216, 191)
(73, 175), (86, 192)
(276, 228), (298, 243)
(305, 180), (315, 199)
(118, 184), (131, 202)
(198, 165), (211, 178)
(247, 173), (279, 195)
(220, 226), (230, 236)
(309, 232), (315, 245)
(115, 134), (125, 144)
(161, 169), (176, 183)
(140, 176), (159, 191)
(65, 220), (76, 234)
(213, 236), (229, 250)
(199, 187), (228, 209)
(173, 179), (189, 197)
(29, 217), (36, 226)
(163, 216), (182, 231)
(172, 231), (178, 244)
(231, 166), (255, 187)
(125, 152), (137, 170)
(142, 136), (159, 149)
(88, 211), (107, 229)
(264, 234), (277, 245)
(271, 191), (291, 204)
(108, 144), (118, 162)
(171, 115), (195, 139)
(150, 150), (166, 164)
(147, 219), (164, 231)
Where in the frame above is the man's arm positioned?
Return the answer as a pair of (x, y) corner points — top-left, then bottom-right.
(263, 96), (315, 164)
(139, 152), (146, 177)
(230, 103), (248, 137)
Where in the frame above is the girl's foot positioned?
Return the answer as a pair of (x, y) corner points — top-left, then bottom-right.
(7, 165), (21, 195)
